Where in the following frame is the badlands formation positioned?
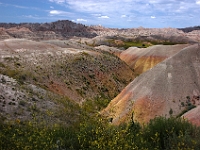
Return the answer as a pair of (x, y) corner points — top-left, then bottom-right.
(0, 20), (200, 126)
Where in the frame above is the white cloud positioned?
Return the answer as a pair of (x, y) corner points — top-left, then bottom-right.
(50, 6), (54, 9)
(149, 0), (157, 4)
(196, 0), (200, 5)
(76, 18), (87, 22)
(49, 0), (65, 4)
(61, 0), (137, 15)
(23, 15), (35, 18)
(98, 15), (109, 19)
(49, 10), (71, 16)
(48, 0), (193, 16)
(22, 15), (49, 20)
(50, 10), (62, 15)
(92, 14), (102, 17)
(48, 0), (200, 28)
(121, 15), (127, 18)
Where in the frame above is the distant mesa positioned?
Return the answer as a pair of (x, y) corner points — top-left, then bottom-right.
(0, 20), (200, 43)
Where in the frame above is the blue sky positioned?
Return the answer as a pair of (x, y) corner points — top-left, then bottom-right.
(0, 0), (200, 28)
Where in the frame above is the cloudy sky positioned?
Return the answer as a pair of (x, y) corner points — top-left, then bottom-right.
(0, 0), (200, 28)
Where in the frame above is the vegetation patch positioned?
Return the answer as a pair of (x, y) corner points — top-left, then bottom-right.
(1, 116), (200, 150)
(121, 41), (150, 49)
(177, 96), (197, 117)
(0, 62), (6, 68)
(104, 39), (151, 49)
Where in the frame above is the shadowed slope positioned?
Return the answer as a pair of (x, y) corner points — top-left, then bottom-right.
(102, 44), (200, 125)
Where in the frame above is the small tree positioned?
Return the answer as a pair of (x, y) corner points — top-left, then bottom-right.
(169, 108), (173, 116)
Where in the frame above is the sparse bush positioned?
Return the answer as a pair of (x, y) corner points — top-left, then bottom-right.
(181, 102), (185, 107)
(0, 62), (6, 68)
(88, 74), (95, 79)
(76, 88), (86, 97)
(8, 102), (15, 105)
(0, 76), (6, 84)
(19, 100), (27, 106)
(169, 108), (173, 116)
(15, 62), (21, 67)
(81, 51), (89, 56)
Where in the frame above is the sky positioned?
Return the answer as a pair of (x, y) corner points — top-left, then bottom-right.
(0, 0), (200, 28)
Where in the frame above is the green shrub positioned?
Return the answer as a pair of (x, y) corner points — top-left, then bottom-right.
(0, 62), (5, 68)
(0, 114), (200, 149)
(19, 100), (27, 106)
(143, 117), (200, 149)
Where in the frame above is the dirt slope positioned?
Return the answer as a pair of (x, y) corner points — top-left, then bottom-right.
(102, 44), (200, 125)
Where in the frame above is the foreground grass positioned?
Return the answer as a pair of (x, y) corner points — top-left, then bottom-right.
(1, 116), (200, 150)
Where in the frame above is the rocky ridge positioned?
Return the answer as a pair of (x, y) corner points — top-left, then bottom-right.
(0, 21), (200, 44)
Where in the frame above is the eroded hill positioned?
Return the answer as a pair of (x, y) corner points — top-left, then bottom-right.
(102, 44), (200, 125)
(119, 44), (190, 75)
